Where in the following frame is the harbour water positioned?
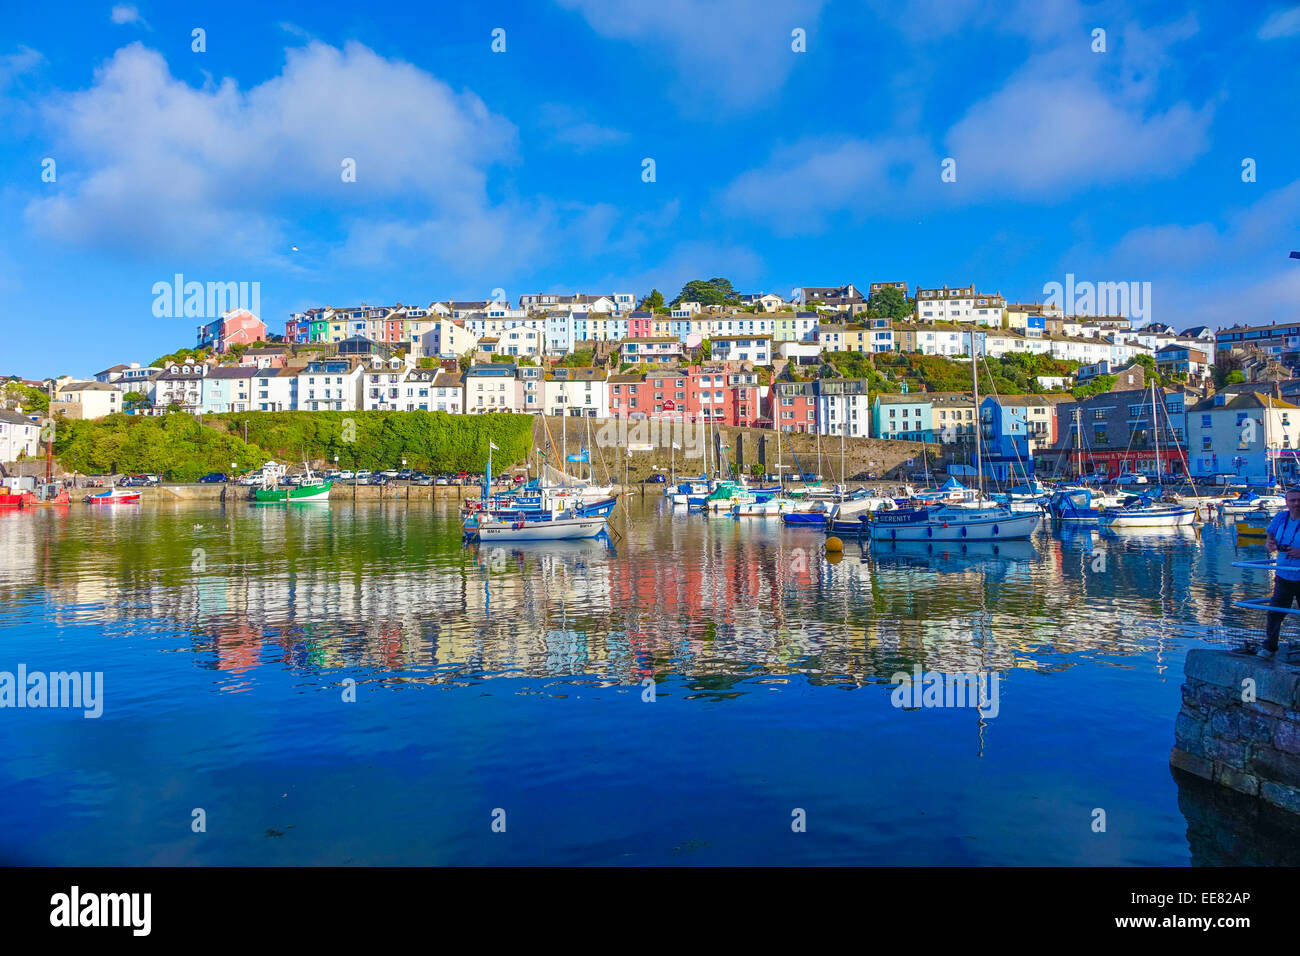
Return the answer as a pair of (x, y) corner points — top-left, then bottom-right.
(2, 498), (1298, 865)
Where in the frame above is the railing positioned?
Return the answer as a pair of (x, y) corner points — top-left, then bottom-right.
(1231, 560), (1300, 616)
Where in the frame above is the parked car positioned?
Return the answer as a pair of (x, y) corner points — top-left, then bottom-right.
(198, 472), (228, 483)
(356, 470), (372, 480)
(382, 470), (400, 478)
(1112, 473), (1149, 485)
(414, 476), (434, 486)
(512, 475), (527, 483)
(646, 473), (667, 484)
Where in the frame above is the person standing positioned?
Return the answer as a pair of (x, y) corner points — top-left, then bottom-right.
(1262, 488), (1300, 659)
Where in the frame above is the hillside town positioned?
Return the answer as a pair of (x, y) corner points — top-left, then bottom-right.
(4, 280), (1297, 484)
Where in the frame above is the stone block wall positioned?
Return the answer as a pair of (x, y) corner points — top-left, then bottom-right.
(1172, 648), (1300, 814)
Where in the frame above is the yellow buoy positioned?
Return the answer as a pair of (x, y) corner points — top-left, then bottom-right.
(825, 536), (843, 552)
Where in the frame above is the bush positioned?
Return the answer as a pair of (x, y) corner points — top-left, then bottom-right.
(54, 410), (535, 480)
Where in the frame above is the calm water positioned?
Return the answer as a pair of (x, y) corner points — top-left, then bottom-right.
(2, 497), (1299, 865)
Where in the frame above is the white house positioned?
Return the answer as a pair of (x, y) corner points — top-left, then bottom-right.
(0, 411), (39, 462)
(915, 285), (1005, 326)
(710, 335), (772, 364)
(543, 368), (609, 417)
(296, 360), (364, 411)
(251, 367), (296, 411)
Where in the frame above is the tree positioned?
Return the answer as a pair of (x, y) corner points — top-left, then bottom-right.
(698, 340), (712, 360)
(123, 391), (151, 413)
(643, 289), (665, 311)
(867, 286), (912, 320)
(673, 278), (736, 307)
(1225, 370), (1246, 384)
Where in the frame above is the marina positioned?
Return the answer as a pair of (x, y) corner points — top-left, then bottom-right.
(2, 495), (1297, 865)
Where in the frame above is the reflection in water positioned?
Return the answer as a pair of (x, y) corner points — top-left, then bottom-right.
(0, 500), (1296, 864)
(1173, 768), (1300, 866)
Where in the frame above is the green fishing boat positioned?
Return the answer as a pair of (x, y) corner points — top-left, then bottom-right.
(252, 479), (332, 503)
(250, 461), (332, 503)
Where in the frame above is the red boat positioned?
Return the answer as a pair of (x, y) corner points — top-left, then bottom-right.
(0, 487), (36, 509)
(84, 489), (141, 505)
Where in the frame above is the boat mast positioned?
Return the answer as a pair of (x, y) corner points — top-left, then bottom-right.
(561, 407), (567, 482)
(776, 418), (782, 488)
(840, 402), (846, 490)
(972, 332), (983, 496)
(1151, 382), (1161, 484)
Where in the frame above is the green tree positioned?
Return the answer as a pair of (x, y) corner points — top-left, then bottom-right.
(1225, 369), (1246, 384)
(673, 278), (736, 307)
(643, 289), (665, 311)
(122, 391), (151, 413)
(866, 286), (912, 320)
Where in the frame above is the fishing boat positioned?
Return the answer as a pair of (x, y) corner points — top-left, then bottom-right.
(252, 462), (332, 502)
(1097, 493), (1196, 529)
(1048, 487), (1105, 525)
(1235, 514), (1269, 542)
(476, 513), (608, 542)
(0, 486), (35, 509)
(84, 488), (141, 505)
(31, 480), (71, 506)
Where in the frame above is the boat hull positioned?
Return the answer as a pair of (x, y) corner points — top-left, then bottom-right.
(869, 508), (1041, 541)
(253, 480), (333, 503)
(476, 516), (608, 541)
(84, 491), (140, 505)
(1099, 508), (1196, 528)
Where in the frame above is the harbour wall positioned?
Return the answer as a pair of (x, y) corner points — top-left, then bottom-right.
(529, 415), (941, 484)
(1171, 648), (1300, 814)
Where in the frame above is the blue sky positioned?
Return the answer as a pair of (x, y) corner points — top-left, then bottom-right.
(2, 0), (1299, 377)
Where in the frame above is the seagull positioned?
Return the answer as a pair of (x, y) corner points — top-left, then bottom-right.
(291, 245), (299, 252)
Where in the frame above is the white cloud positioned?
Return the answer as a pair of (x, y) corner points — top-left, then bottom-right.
(110, 4), (148, 27)
(554, 0), (827, 108)
(1259, 6), (1300, 39)
(943, 73), (1212, 198)
(535, 103), (628, 152)
(721, 137), (933, 235)
(1063, 180), (1300, 329)
(0, 46), (44, 88)
(24, 41), (518, 261)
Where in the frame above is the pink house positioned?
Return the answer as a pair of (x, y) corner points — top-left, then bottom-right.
(627, 311), (654, 338)
(197, 309), (267, 353)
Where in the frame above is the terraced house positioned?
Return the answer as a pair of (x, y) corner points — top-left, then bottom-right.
(914, 285), (1005, 326)
(816, 379), (871, 438)
(1044, 387), (1190, 479)
(770, 381), (817, 433)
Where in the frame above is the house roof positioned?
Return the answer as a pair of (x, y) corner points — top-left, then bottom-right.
(1190, 391), (1300, 412)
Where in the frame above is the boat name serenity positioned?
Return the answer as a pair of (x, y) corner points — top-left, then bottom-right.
(890, 667), (1001, 718)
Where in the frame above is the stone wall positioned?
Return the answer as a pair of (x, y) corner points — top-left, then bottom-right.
(1171, 648), (1300, 814)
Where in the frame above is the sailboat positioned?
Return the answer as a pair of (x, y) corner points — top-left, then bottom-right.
(868, 333), (1041, 543)
(1097, 384), (1194, 529)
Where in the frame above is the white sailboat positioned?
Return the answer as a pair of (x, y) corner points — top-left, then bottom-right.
(1097, 384), (1196, 529)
